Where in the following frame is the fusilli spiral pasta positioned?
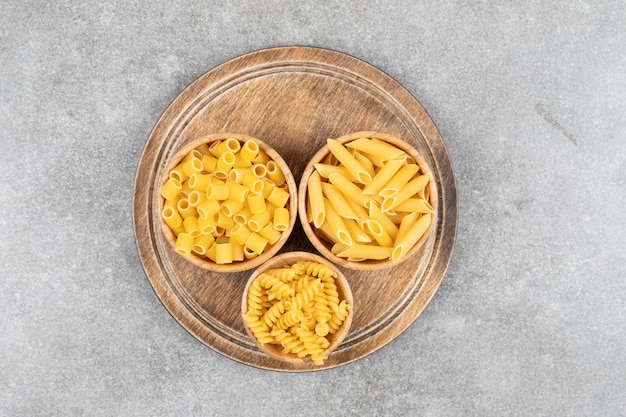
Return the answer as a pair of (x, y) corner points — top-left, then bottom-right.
(242, 259), (351, 365)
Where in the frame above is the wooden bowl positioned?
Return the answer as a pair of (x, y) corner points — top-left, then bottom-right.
(241, 251), (353, 366)
(298, 131), (438, 271)
(157, 133), (298, 273)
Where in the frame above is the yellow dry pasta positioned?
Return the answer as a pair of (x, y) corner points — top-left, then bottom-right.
(320, 182), (359, 221)
(243, 260), (350, 365)
(240, 139), (259, 162)
(266, 160), (286, 185)
(305, 135), (434, 263)
(323, 197), (352, 246)
(344, 137), (407, 160)
(273, 207), (290, 231)
(312, 163), (354, 180)
(259, 223), (282, 245)
(160, 137), (292, 265)
(326, 138), (372, 184)
(378, 164), (420, 198)
(307, 170), (325, 228)
(174, 233), (194, 255)
(160, 178), (182, 200)
(381, 175), (429, 213)
(361, 158), (404, 196)
(169, 163), (188, 183)
(392, 213), (432, 262)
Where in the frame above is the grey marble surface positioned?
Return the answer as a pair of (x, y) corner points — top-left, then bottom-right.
(1, 1), (625, 416)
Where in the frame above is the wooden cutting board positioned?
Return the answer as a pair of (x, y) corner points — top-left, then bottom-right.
(132, 46), (457, 371)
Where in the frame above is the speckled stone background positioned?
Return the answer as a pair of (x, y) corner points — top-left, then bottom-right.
(1, 1), (625, 416)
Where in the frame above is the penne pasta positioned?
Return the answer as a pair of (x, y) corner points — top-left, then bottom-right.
(327, 173), (370, 207)
(252, 149), (270, 165)
(313, 163), (354, 180)
(381, 175), (429, 213)
(378, 164), (420, 198)
(344, 137), (406, 161)
(353, 150), (376, 178)
(233, 154), (252, 169)
(361, 158), (404, 196)
(323, 197), (352, 246)
(320, 182), (359, 221)
(326, 139), (372, 184)
(392, 213), (431, 262)
(343, 218), (372, 243)
(392, 198), (434, 214)
(337, 244), (393, 260)
(307, 171), (325, 228)
(368, 203), (399, 239)
(364, 219), (394, 247)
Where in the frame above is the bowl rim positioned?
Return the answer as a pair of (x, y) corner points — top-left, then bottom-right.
(157, 132), (298, 273)
(297, 130), (439, 271)
(241, 251), (354, 365)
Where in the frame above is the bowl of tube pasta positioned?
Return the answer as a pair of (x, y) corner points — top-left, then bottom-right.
(158, 133), (298, 272)
(241, 251), (353, 366)
(298, 131), (437, 271)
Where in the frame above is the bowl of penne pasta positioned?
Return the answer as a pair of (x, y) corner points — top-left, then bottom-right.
(158, 133), (298, 272)
(241, 251), (353, 366)
(298, 131), (437, 271)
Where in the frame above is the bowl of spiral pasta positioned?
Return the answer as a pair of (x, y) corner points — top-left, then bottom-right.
(298, 131), (438, 271)
(157, 133), (298, 273)
(241, 251), (353, 366)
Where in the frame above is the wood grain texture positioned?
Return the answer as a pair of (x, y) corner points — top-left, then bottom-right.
(132, 46), (458, 371)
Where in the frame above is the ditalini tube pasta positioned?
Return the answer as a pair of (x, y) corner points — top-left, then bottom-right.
(304, 135), (434, 264)
(160, 136), (293, 265)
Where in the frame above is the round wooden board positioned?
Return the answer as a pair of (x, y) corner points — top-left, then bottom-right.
(133, 46), (457, 371)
